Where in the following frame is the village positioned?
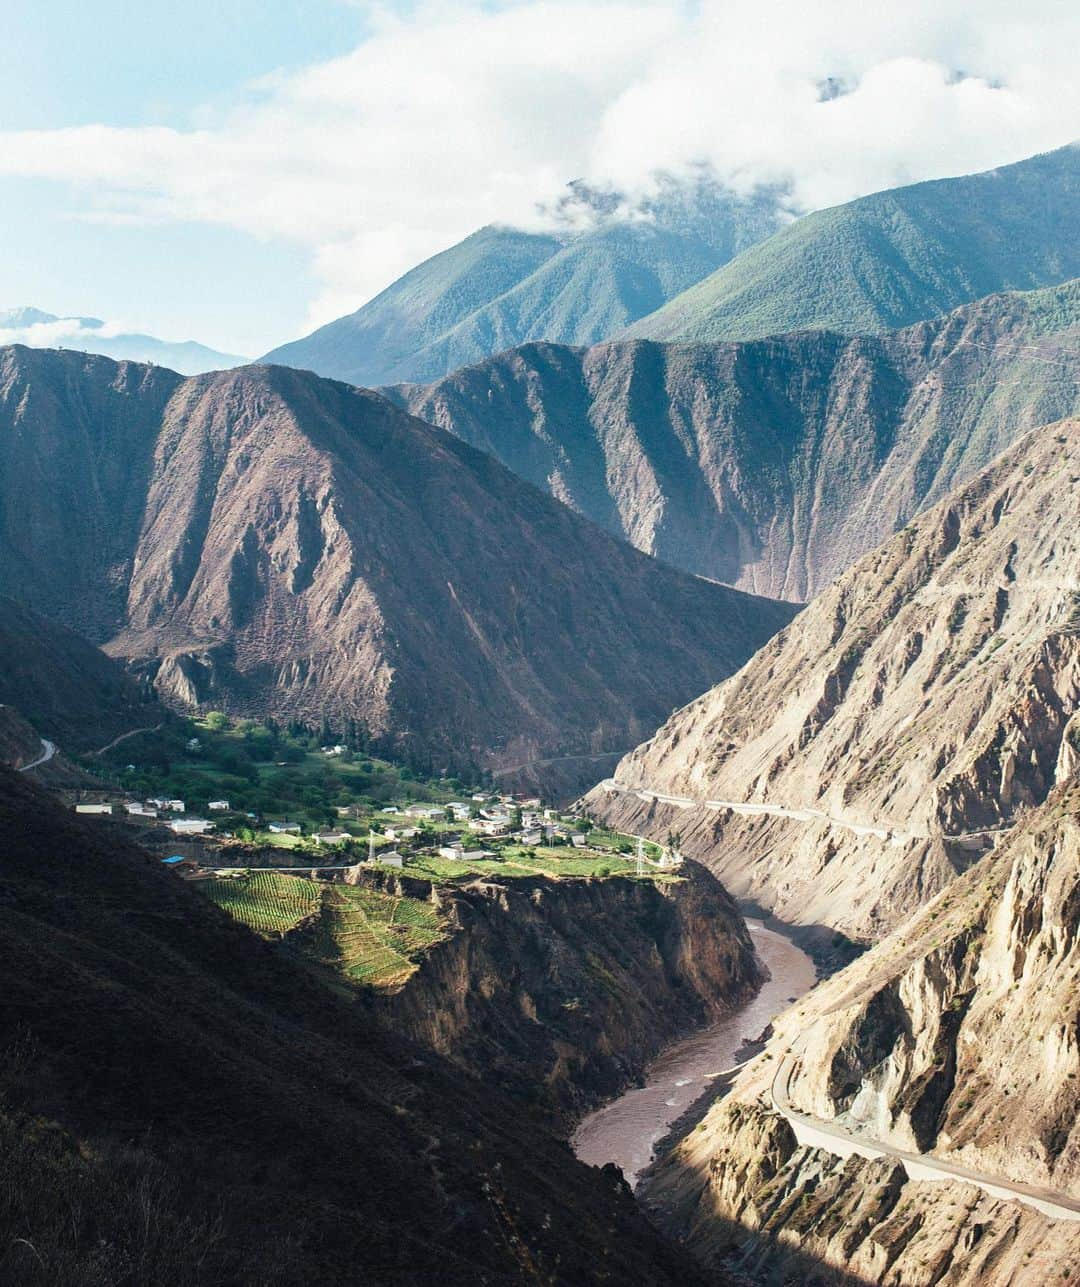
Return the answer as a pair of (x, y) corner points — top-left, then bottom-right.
(67, 720), (683, 884)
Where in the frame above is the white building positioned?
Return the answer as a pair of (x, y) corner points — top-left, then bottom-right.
(170, 818), (212, 835)
(268, 822), (301, 835)
(208, 799), (230, 812)
(75, 803), (114, 815)
(383, 826), (419, 841)
(125, 802), (158, 818)
(520, 830), (542, 846)
(570, 833), (588, 848)
(313, 831), (351, 846)
(469, 818), (509, 836)
(438, 846), (463, 860)
(376, 851), (404, 868)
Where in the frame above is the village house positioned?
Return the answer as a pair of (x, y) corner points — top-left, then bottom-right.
(268, 822), (302, 835)
(75, 803), (114, 815)
(461, 849), (496, 862)
(404, 804), (445, 819)
(125, 802), (158, 818)
(208, 799), (230, 812)
(469, 817), (509, 836)
(445, 801), (470, 818)
(375, 850), (404, 868)
(147, 798), (186, 813)
(382, 826), (419, 841)
(437, 845), (463, 860)
(313, 831), (351, 846)
(570, 833), (588, 848)
(520, 829), (542, 846)
(170, 818), (212, 835)
(321, 744), (349, 757)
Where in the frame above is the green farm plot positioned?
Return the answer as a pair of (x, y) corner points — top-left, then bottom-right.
(306, 885), (447, 986)
(202, 871), (320, 936)
(199, 872), (449, 988)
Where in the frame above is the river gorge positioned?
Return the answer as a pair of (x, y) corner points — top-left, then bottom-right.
(572, 919), (817, 1186)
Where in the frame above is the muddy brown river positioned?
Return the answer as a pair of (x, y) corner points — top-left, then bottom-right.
(571, 919), (817, 1187)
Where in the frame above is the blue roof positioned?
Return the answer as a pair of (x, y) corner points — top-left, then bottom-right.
(162, 856), (186, 865)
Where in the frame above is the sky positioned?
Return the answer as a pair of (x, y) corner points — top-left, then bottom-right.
(1, 0), (1078, 356)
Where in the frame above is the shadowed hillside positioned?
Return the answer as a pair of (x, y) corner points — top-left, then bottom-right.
(0, 768), (718, 1286)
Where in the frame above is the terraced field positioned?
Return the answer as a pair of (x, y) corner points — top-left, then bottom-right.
(200, 873), (448, 988)
(201, 870), (320, 935)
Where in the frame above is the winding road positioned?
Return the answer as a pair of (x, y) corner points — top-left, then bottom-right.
(17, 738), (57, 773)
(597, 778), (1005, 847)
(771, 1044), (1080, 1223)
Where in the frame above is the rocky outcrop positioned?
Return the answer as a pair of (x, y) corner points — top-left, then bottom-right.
(347, 861), (763, 1129)
(639, 776), (1080, 1285)
(390, 278), (1080, 601)
(0, 345), (795, 782)
(586, 419), (1080, 941)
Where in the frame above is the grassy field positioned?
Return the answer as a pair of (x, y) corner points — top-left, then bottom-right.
(403, 846), (676, 883)
(199, 872), (449, 988)
(94, 713), (487, 834)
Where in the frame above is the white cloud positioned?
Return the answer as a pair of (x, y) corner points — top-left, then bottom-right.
(0, 0), (1078, 334)
(0, 316), (130, 347)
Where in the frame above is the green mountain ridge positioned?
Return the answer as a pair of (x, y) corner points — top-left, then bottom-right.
(263, 181), (784, 385)
(626, 142), (1080, 343)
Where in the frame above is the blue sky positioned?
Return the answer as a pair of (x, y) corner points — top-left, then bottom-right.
(1, 1), (1077, 358)
(0, 1), (365, 354)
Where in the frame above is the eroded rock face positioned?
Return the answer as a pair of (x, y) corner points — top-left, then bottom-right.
(390, 279), (1080, 600)
(585, 419), (1080, 940)
(349, 861), (763, 1129)
(641, 778), (1080, 1285)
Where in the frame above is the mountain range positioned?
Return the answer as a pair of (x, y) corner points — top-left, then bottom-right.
(262, 178), (785, 386)
(585, 416), (1080, 942)
(390, 276), (1080, 601)
(0, 345), (795, 781)
(0, 306), (245, 374)
(627, 142), (1080, 343)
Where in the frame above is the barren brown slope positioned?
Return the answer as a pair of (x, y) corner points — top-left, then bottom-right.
(0, 347), (795, 779)
(585, 418), (1080, 941)
(0, 345), (182, 638)
(640, 775), (1080, 1287)
(389, 279), (1080, 601)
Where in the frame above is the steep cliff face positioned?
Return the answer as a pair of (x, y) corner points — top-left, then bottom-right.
(390, 278), (1080, 600)
(347, 862), (763, 1128)
(0, 346), (795, 779)
(639, 777), (1080, 1285)
(585, 419), (1080, 941)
